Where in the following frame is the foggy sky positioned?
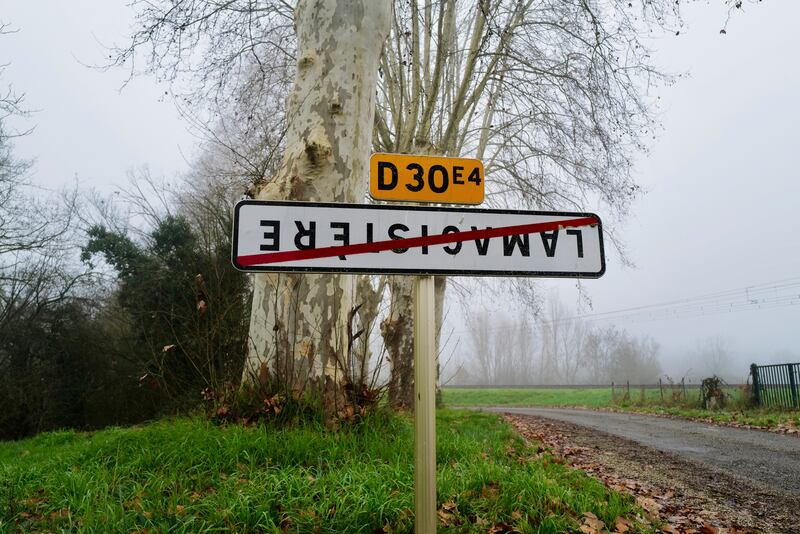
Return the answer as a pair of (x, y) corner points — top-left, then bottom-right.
(3, 1), (799, 381)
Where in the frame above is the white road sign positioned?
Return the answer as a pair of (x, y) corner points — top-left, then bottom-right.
(232, 200), (605, 277)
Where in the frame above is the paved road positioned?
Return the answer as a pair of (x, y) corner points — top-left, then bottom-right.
(484, 407), (800, 494)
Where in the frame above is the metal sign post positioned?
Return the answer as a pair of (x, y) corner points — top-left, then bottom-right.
(413, 275), (436, 534)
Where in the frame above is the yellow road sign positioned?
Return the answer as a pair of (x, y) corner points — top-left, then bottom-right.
(369, 153), (484, 204)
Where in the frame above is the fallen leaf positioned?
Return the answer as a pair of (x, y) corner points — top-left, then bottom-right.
(487, 522), (518, 534)
(437, 509), (456, 527)
(441, 500), (457, 512)
(582, 511), (605, 532)
(481, 483), (499, 499)
(636, 496), (662, 518)
(49, 509), (70, 520)
(614, 516), (631, 533)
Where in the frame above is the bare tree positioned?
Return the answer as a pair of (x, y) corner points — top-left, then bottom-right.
(466, 310), (496, 384)
(696, 336), (730, 378)
(374, 0), (682, 405)
(242, 2), (391, 418)
(115, 0), (751, 408)
(465, 311), (537, 385)
(583, 325), (622, 384)
(0, 34), (82, 333)
(607, 332), (661, 384)
(538, 297), (588, 384)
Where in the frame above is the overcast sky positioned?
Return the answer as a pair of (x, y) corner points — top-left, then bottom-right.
(548, 1), (800, 375)
(3, 1), (799, 379)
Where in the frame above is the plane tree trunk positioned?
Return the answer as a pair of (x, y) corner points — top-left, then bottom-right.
(242, 0), (391, 417)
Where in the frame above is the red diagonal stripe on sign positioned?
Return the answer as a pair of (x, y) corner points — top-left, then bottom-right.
(237, 216), (598, 267)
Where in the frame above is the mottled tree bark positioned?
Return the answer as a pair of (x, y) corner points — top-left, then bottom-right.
(381, 276), (415, 410)
(242, 0), (391, 416)
(383, 274), (447, 411)
(434, 275), (446, 407)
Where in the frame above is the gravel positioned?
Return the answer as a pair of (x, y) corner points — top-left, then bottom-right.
(486, 407), (800, 494)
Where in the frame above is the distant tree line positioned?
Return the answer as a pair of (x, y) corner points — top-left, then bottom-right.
(458, 299), (661, 386)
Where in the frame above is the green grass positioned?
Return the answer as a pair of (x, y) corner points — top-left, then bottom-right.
(619, 405), (800, 429)
(0, 410), (650, 533)
(443, 388), (800, 429)
(443, 387), (620, 408)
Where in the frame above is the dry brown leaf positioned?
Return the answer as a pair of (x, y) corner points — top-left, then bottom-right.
(636, 496), (662, 518)
(437, 509), (455, 526)
(614, 516), (632, 533)
(487, 522), (518, 534)
(441, 500), (457, 512)
(582, 511), (605, 532)
(481, 483), (499, 499)
(49, 509), (70, 520)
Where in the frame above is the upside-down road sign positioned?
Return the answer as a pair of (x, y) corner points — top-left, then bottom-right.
(232, 200), (605, 277)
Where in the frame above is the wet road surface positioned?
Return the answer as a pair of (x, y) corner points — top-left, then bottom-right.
(483, 407), (800, 493)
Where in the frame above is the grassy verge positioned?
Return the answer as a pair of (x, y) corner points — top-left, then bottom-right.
(443, 388), (800, 430)
(612, 405), (800, 429)
(0, 410), (651, 533)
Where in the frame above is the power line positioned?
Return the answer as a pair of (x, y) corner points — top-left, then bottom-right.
(453, 275), (800, 333)
(562, 276), (800, 321)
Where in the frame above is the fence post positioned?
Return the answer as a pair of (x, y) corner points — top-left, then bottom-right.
(659, 378), (664, 403)
(789, 364), (798, 409)
(750, 363), (761, 407)
(681, 378), (686, 401)
(611, 382), (615, 403)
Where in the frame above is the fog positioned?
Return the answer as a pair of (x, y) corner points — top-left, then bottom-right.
(446, 1), (800, 385)
(3, 1), (799, 386)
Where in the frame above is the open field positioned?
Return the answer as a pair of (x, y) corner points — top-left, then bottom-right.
(443, 387), (800, 430)
(0, 410), (650, 533)
(442, 386), (663, 408)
